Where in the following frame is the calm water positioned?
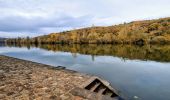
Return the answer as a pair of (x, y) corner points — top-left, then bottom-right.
(1, 44), (170, 100)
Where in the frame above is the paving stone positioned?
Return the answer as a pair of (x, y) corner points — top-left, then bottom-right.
(0, 55), (91, 100)
(0, 55), (123, 100)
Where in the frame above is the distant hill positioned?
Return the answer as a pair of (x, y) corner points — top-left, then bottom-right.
(6, 17), (170, 45)
(0, 38), (6, 43)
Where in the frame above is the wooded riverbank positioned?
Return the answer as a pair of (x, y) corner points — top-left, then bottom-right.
(6, 17), (170, 45)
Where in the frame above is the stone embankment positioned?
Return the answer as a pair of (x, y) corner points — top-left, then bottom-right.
(0, 55), (123, 100)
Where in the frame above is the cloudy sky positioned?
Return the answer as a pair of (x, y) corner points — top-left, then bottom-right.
(0, 0), (170, 38)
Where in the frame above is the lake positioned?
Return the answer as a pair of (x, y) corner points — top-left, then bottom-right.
(1, 44), (170, 100)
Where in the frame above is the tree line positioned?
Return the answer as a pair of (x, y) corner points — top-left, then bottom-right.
(6, 17), (170, 45)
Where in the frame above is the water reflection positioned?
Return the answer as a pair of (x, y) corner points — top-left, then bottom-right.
(2, 44), (170, 100)
(6, 43), (170, 62)
(0, 43), (5, 47)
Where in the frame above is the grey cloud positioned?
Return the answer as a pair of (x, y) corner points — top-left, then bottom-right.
(0, 0), (170, 37)
(0, 13), (92, 33)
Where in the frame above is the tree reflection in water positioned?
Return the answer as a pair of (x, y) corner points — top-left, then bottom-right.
(6, 43), (170, 62)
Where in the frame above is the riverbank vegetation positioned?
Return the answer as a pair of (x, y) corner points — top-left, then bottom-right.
(6, 17), (170, 45)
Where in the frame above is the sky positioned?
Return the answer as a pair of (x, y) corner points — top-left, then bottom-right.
(0, 0), (170, 38)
